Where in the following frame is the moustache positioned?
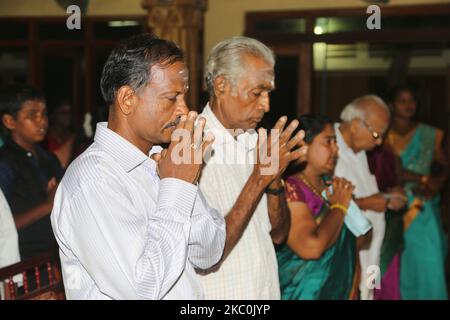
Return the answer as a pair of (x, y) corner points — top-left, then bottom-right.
(162, 115), (182, 130)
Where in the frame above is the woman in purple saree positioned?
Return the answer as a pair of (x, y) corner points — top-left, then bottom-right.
(276, 115), (358, 300)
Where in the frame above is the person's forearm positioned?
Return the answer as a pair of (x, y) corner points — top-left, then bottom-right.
(402, 169), (422, 184)
(14, 202), (52, 230)
(267, 179), (290, 244)
(211, 173), (267, 269)
(355, 194), (386, 212)
(289, 208), (345, 259)
(355, 197), (370, 211)
(403, 165), (448, 191)
(357, 230), (372, 251)
(315, 208), (346, 250)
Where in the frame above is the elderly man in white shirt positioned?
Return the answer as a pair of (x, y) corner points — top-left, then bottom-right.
(334, 95), (406, 300)
(197, 36), (307, 299)
(51, 34), (225, 300)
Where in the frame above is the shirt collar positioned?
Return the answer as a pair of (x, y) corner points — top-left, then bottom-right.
(94, 122), (150, 173)
(3, 136), (46, 160)
(202, 103), (258, 151)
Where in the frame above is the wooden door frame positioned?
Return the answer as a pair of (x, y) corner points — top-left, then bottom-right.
(244, 3), (450, 116)
(0, 15), (147, 118)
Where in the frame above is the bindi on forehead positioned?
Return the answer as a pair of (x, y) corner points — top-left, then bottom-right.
(178, 68), (189, 90)
(178, 67), (188, 79)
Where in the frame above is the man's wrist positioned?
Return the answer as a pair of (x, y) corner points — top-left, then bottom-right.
(268, 178), (283, 189)
(249, 170), (272, 190)
(381, 193), (390, 211)
(266, 179), (285, 195)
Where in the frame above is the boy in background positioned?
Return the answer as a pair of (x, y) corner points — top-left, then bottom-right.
(0, 84), (63, 260)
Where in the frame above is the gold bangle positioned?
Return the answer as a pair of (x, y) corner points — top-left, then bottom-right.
(330, 203), (348, 215)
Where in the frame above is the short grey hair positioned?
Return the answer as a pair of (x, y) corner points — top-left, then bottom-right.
(205, 36), (275, 97)
(340, 94), (390, 122)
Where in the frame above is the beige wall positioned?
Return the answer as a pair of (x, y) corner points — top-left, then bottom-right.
(1, 0), (449, 58)
(0, 0), (146, 16)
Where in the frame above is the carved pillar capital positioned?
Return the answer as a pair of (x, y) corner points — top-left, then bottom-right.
(141, 0), (208, 109)
(142, 0), (207, 32)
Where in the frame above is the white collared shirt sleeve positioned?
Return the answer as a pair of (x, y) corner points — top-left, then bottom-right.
(188, 190), (225, 270)
(53, 177), (198, 300)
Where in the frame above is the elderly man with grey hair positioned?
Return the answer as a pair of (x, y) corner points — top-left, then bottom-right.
(334, 95), (407, 300)
(196, 36), (307, 299)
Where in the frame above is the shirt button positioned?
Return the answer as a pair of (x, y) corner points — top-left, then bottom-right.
(26, 152), (32, 157)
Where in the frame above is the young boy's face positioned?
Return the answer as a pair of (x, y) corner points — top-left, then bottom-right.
(5, 100), (48, 144)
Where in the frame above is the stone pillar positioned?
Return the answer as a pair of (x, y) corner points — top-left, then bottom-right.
(142, 0), (207, 110)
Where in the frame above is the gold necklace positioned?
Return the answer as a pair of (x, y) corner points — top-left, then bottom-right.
(298, 173), (327, 203)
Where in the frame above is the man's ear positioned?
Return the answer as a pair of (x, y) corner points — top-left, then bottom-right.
(2, 114), (16, 131)
(116, 85), (138, 115)
(213, 76), (229, 98)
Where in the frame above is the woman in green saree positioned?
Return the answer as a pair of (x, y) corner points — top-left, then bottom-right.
(386, 86), (448, 299)
(277, 115), (358, 300)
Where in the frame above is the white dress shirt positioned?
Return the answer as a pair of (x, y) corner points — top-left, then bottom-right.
(0, 189), (20, 268)
(51, 122), (225, 300)
(196, 105), (280, 300)
(334, 123), (385, 300)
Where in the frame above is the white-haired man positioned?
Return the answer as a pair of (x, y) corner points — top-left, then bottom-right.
(196, 36), (307, 299)
(334, 95), (407, 300)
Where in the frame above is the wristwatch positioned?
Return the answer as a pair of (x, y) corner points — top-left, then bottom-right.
(266, 180), (285, 195)
(265, 187), (285, 195)
(382, 193), (391, 211)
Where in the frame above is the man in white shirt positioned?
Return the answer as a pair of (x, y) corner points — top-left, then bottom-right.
(197, 36), (307, 299)
(334, 95), (406, 300)
(51, 34), (225, 299)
